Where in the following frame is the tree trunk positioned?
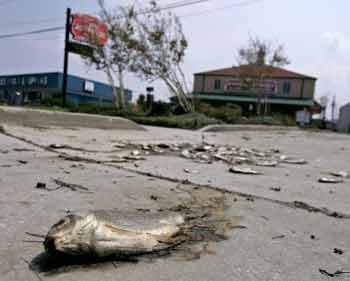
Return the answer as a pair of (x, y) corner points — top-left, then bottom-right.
(117, 65), (126, 111)
(105, 66), (119, 110)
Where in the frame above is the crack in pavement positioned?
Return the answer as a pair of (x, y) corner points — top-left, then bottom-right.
(2, 126), (350, 220)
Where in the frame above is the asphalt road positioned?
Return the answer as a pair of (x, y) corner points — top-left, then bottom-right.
(1, 120), (350, 281)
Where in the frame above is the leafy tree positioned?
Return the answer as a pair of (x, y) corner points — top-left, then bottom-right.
(129, 1), (194, 112)
(237, 36), (290, 116)
(86, 0), (193, 113)
(85, 0), (138, 110)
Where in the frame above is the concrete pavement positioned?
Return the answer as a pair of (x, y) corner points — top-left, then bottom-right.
(1, 114), (350, 280)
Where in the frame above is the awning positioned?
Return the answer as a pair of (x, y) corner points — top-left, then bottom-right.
(194, 93), (314, 107)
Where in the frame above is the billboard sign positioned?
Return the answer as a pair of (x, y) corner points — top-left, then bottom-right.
(71, 14), (108, 46)
(224, 78), (278, 93)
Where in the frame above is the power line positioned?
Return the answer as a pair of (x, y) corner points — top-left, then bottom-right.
(0, 26), (64, 39)
(180, 0), (264, 18)
(2, 36), (63, 41)
(160, 0), (211, 11)
(0, 0), (18, 7)
(0, 0), (210, 39)
(0, 0), (239, 40)
(129, 0), (212, 16)
(0, 17), (64, 28)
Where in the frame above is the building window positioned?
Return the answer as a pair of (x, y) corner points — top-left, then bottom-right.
(84, 81), (95, 93)
(283, 82), (291, 94)
(214, 79), (221, 90)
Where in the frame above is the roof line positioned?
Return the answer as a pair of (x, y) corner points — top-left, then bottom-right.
(194, 65), (317, 80)
(0, 72), (132, 91)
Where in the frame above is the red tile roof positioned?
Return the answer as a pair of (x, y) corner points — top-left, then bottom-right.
(195, 65), (317, 80)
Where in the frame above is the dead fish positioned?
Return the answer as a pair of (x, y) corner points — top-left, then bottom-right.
(330, 171), (349, 178)
(229, 166), (262, 175)
(157, 143), (171, 149)
(199, 154), (210, 161)
(49, 144), (67, 149)
(181, 149), (192, 159)
(140, 144), (150, 150)
(123, 155), (145, 161)
(195, 145), (212, 152)
(44, 211), (184, 257)
(113, 143), (127, 148)
(318, 177), (344, 184)
(183, 168), (199, 174)
(131, 150), (141, 156)
(233, 157), (250, 165)
(280, 156), (307, 165)
(255, 160), (278, 167)
(214, 154), (230, 162)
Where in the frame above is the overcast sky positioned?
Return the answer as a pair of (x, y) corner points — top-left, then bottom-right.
(0, 0), (349, 112)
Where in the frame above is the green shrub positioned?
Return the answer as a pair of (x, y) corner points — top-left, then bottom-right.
(41, 96), (63, 107)
(196, 103), (242, 124)
(240, 114), (296, 126)
(131, 113), (222, 129)
(148, 101), (172, 116)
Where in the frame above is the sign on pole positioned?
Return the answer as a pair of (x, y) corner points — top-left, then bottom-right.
(71, 14), (108, 46)
(67, 41), (94, 57)
(62, 9), (108, 107)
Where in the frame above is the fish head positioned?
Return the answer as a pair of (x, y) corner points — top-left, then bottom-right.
(44, 214), (87, 255)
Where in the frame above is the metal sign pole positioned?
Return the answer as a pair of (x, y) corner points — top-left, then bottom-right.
(62, 8), (71, 107)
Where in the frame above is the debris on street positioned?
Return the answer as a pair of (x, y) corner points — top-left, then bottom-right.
(53, 179), (92, 193)
(229, 166), (262, 175)
(319, 268), (350, 277)
(35, 182), (47, 189)
(333, 248), (344, 255)
(280, 156), (307, 165)
(272, 235), (285, 239)
(318, 177), (344, 184)
(330, 171), (349, 178)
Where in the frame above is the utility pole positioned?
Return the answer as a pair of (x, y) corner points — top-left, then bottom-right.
(62, 8), (71, 107)
(331, 95), (336, 123)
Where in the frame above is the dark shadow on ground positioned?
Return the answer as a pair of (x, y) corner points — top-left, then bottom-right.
(29, 252), (142, 276)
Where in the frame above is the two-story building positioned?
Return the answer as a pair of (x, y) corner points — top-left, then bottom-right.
(193, 65), (319, 116)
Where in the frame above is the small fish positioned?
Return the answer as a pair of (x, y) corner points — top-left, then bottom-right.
(255, 160), (278, 167)
(330, 171), (349, 178)
(318, 177), (343, 184)
(280, 156), (307, 165)
(229, 166), (262, 175)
